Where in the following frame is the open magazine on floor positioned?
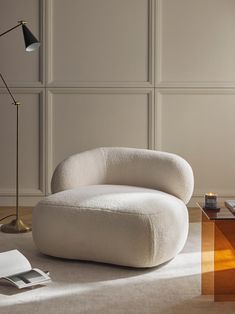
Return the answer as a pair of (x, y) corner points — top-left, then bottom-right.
(0, 249), (51, 289)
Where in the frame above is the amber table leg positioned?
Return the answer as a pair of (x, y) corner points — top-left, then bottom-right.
(214, 220), (235, 301)
(201, 211), (235, 301)
(201, 211), (214, 295)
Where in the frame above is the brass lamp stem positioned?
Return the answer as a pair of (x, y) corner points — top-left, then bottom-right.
(0, 73), (31, 233)
(0, 20), (39, 233)
(16, 103), (19, 221)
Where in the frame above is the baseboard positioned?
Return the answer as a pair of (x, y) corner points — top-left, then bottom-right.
(0, 196), (44, 207)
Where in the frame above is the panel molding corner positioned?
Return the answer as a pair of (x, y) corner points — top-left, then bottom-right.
(0, 88), (46, 196)
(155, 87), (235, 200)
(155, 0), (235, 87)
(46, 88), (155, 194)
(46, 0), (155, 87)
(0, 0), (44, 87)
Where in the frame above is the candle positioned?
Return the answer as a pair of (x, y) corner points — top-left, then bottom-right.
(205, 192), (218, 209)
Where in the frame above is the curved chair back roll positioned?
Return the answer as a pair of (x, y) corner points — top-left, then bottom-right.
(51, 147), (194, 204)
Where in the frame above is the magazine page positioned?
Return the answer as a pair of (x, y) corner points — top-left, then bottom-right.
(0, 250), (32, 278)
(4, 268), (51, 289)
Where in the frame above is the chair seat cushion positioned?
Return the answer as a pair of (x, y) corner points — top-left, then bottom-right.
(32, 185), (188, 268)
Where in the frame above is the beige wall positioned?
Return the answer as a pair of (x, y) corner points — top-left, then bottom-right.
(0, 0), (235, 206)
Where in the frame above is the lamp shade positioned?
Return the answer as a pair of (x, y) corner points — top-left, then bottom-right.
(22, 24), (40, 52)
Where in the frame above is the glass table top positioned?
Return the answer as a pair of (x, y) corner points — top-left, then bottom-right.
(197, 202), (235, 220)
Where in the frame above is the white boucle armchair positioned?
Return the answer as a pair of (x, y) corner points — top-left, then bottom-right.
(33, 147), (194, 268)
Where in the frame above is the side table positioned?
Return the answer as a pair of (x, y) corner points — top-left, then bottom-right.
(197, 202), (235, 301)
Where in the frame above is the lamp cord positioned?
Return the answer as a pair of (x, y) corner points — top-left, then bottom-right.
(0, 214), (16, 222)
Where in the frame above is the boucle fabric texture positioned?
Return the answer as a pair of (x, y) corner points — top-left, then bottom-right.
(33, 147), (194, 268)
(51, 147), (194, 204)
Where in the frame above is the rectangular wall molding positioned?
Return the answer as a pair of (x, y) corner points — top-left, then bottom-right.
(46, 0), (155, 87)
(1, 0), (235, 206)
(155, 88), (235, 199)
(155, 0), (235, 87)
(0, 88), (45, 198)
(46, 88), (154, 194)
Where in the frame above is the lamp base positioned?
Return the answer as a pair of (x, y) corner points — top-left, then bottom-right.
(1, 218), (31, 233)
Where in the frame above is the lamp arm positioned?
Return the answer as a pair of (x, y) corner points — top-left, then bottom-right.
(0, 72), (19, 105)
(0, 21), (26, 38)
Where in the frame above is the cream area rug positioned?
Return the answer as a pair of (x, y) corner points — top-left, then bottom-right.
(0, 223), (234, 314)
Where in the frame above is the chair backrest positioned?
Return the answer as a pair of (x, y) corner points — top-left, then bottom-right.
(51, 147), (194, 204)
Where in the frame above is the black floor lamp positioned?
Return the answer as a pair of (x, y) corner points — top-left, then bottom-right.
(0, 21), (40, 233)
